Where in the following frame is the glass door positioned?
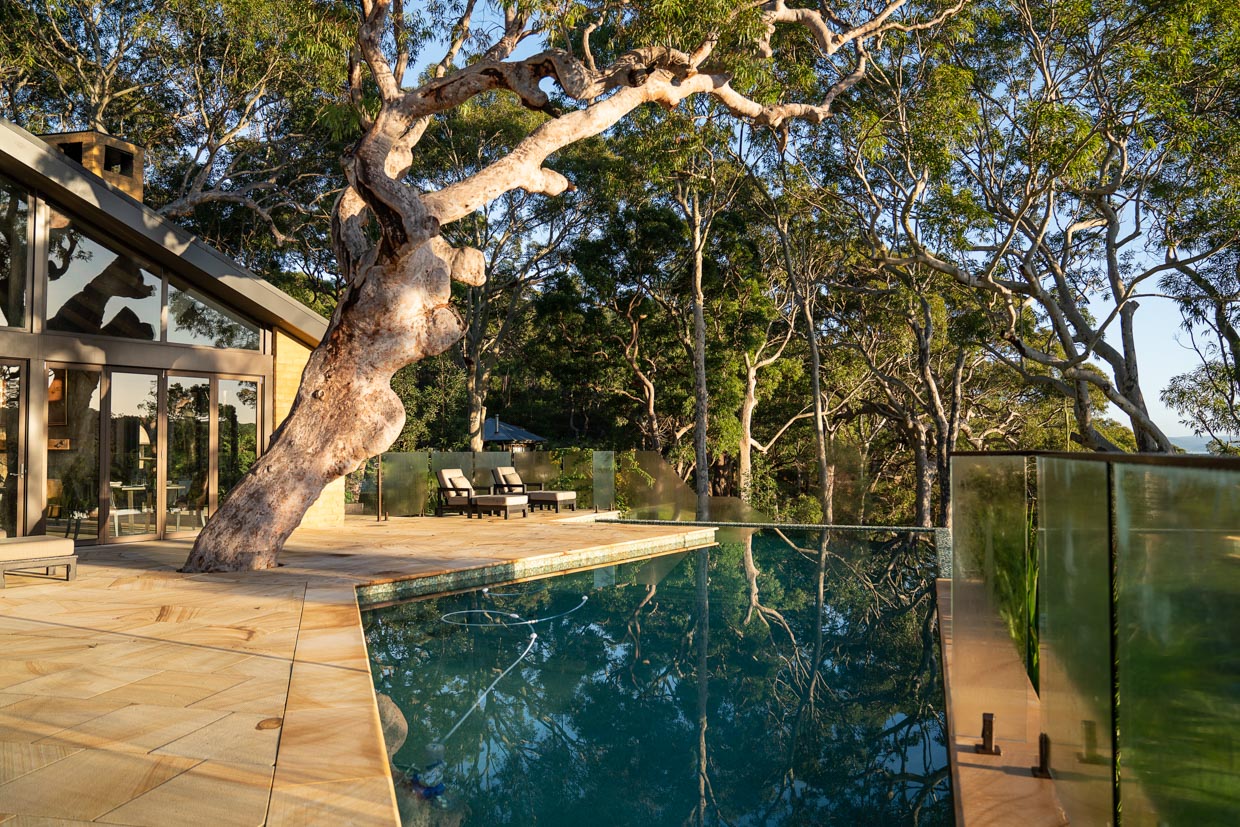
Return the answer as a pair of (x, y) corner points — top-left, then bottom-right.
(1, 361), (23, 537)
(45, 366), (102, 541)
(166, 375), (210, 536)
(106, 371), (160, 541)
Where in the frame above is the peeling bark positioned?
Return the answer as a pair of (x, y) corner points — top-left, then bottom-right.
(184, 237), (477, 571)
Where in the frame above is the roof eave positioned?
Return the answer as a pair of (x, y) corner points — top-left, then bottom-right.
(0, 118), (328, 347)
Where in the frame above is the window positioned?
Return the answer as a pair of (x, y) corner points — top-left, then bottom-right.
(0, 174), (28, 328)
(167, 280), (260, 350)
(45, 208), (161, 340)
(58, 143), (84, 165)
(218, 379), (259, 503)
(103, 145), (134, 178)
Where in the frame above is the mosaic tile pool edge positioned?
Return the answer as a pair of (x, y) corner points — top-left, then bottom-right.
(354, 528), (717, 609)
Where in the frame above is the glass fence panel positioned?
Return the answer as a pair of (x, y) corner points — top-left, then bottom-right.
(1115, 465), (1240, 827)
(430, 452), (475, 492)
(513, 451), (558, 487)
(949, 455), (1030, 743)
(618, 451), (697, 520)
(703, 496), (770, 523)
(592, 450), (615, 511)
(471, 451), (513, 492)
(381, 452), (429, 517)
(559, 449), (594, 510)
(1038, 458), (1114, 825)
(348, 457), (379, 517)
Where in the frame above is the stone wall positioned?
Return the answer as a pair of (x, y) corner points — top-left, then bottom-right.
(274, 330), (345, 528)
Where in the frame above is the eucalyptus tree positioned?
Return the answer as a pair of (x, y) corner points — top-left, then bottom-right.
(182, 0), (969, 570)
(826, 267), (987, 526)
(0, 0), (160, 132)
(573, 202), (698, 453)
(734, 241), (797, 505)
(849, 1), (1240, 452)
(1, 0), (354, 286)
(1160, 248), (1240, 452)
(744, 152), (874, 522)
(627, 108), (751, 516)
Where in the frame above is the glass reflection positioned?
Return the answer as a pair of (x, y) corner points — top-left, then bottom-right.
(218, 379), (258, 503)
(168, 280), (260, 350)
(166, 376), (210, 533)
(46, 207), (161, 340)
(366, 531), (952, 826)
(45, 367), (101, 540)
(1115, 465), (1240, 827)
(1, 174), (28, 327)
(1, 364), (20, 536)
(108, 372), (158, 537)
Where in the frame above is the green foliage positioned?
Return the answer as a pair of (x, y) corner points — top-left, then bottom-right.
(1161, 362), (1240, 454)
(390, 355), (469, 451)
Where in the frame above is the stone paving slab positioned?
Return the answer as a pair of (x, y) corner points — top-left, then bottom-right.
(0, 513), (714, 825)
(938, 579), (1068, 826)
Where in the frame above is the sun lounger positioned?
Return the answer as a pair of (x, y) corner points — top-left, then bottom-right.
(490, 466), (577, 513)
(434, 468), (528, 519)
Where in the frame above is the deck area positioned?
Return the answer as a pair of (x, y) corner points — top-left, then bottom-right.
(938, 580), (1068, 826)
(0, 513), (715, 826)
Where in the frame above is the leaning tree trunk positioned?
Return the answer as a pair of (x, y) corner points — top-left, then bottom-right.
(174, 0), (964, 572)
(184, 237), (481, 571)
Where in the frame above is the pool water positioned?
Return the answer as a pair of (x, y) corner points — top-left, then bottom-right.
(363, 528), (952, 826)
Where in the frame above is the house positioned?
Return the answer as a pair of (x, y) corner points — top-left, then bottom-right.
(0, 118), (341, 545)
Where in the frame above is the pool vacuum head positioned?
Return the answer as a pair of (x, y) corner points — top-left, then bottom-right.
(411, 742), (447, 799)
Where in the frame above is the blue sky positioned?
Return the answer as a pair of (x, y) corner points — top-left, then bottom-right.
(1111, 295), (1194, 436)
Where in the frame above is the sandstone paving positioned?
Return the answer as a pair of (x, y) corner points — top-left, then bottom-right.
(0, 513), (712, 824)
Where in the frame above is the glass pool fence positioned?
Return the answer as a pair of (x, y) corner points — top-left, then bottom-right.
(347, 449), (778, 521)
(950, 451), (1240, 827)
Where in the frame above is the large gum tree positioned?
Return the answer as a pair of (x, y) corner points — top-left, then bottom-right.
(183, 0), (967, 572)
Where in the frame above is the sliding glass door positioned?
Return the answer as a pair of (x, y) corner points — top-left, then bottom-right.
(43, 365), (261, 543)
(218, 379), (259, 505)
(107, 371), (159, 539)
(45, 366), (102, 541)
(166, 375), (210, 536)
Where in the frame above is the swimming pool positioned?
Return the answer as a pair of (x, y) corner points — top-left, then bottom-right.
(363, 528), (951, 825)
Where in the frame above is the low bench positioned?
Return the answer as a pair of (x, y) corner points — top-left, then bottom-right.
(0, 536), (78, 588)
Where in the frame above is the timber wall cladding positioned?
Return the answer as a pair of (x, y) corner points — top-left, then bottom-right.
(274, 330), (345, 528)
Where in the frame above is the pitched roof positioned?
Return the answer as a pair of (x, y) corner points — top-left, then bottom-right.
(483, 416), (546, 444)
(0, 118), (328, 346)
